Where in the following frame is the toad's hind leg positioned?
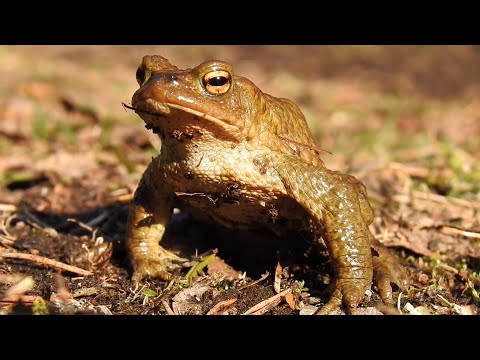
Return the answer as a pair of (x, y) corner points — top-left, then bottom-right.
(127, 160), (187, 283)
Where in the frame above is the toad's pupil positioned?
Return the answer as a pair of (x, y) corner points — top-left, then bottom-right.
(209, 76), (228, 87)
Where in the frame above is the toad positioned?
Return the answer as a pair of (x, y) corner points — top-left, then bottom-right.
(126, 55), (409, 314)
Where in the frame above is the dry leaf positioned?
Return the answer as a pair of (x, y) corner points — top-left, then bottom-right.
(285, 293), (296, 310)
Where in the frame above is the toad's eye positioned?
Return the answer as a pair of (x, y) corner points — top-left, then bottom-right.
(202, 70), (232, 95)
(136, 66), (151, 86)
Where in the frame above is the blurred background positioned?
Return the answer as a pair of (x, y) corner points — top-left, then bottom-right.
(1, 46), (479, 315)
(1, 45), (479, 201)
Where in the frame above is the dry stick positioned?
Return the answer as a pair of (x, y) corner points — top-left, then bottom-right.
(109, 187), (131, 198)
(440, 225), (480, 240)
(0, 251), (93, 277)
(390, 162), (453, 179)
(395, 189), (480, 209)
(389, 162), (429, 178)
(238, 272), (270, 291)
(206, 298), (238, 315)
(242, 288), (292, 315)
(0, 204), (17, 212)
(68, 211), (109, 231)
(162, 299), (176, 315)
(67, 218), (95, 232)
(0, 295), (43, 304)
(67, 218), (99, 246)
(412, 190), (480, 209)
(115, 193), (133, 202)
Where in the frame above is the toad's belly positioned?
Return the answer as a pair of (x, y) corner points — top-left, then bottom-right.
(174, 190), (310, 233)
(159, 146), (311, 232)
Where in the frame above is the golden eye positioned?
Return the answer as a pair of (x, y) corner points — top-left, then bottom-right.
(136, 65), (151, 86)
(202, 70), (232, 95)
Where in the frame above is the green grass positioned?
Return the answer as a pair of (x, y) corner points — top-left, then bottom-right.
(32, 108), (79, 145)
(0, 171), (38, 188)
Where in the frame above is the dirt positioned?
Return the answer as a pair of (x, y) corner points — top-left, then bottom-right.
(1, 46), (479, 315)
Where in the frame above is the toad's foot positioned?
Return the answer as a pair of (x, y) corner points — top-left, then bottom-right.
(371, 239), (410, 304)
(131, 247), (188, 284)
(316, 278), (371, 315)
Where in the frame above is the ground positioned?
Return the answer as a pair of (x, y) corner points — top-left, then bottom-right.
(0, 45), (479, 315)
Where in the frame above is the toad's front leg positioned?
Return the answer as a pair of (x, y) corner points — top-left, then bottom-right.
(273, 156), (373, 314)
(127, 159), (186, 284)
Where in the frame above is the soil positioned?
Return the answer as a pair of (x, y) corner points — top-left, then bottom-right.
(1, 45), (479, 315)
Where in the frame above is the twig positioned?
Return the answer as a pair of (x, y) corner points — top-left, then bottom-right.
(0, 250), (93, 277)
(238, 272), (270, 290)
(67, 217), (100, 245)
(0, 204), (17, 212)
(109, 188), (131, 197)
(389, 162), (453, 179)
(110, 188), (133, 202)
(0, 295), (43, 304)
(67, 218), (95, 232)
(162, 299), (176, 315)
(115, 194), (133, 202)
(242, 288), (291, 315)
(390, 162), (430, 178)
(440, 225), (480, 240)
(412, 190), (480, 209)
(206, 298), (238, 315)
(436, 294), (454, 307)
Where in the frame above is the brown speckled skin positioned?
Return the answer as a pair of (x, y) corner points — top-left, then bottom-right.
(127, 55), (409, 314)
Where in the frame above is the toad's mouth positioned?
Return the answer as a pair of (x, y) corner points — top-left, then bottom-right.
(124, 99), (230, 123)
(123, 101), (242, 139)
